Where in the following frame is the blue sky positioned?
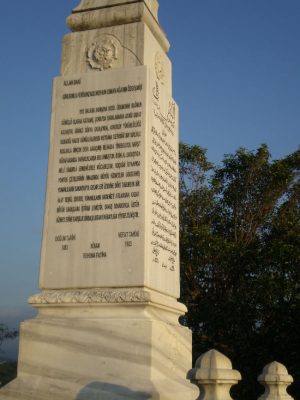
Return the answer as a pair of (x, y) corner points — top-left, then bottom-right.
(0, 0), (299, 359)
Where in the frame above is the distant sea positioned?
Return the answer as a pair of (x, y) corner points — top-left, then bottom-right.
(0, 306), (36, 362)
(0, 337), (19, 362)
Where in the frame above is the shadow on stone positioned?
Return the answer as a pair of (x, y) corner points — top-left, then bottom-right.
(75, 382), (152, 400)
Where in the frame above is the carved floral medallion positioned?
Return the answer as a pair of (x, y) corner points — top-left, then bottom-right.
(87, 37), (119, 71)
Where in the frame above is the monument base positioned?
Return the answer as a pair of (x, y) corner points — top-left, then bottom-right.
(0, 289), (197, 400)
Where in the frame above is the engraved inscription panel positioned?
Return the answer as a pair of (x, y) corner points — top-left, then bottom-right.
(147, 76), (179, 297)
(40, 68), (147, 289)
(40, 66), (179, 298)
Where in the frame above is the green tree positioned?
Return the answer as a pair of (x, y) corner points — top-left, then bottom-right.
(0, 361), (17, 388)
(179, 143), (300, 400)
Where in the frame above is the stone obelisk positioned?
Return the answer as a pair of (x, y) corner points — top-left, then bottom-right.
(0, 1), (197, 399)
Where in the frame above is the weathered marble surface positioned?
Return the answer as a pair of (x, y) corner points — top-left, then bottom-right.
(0, 298), (197, 400)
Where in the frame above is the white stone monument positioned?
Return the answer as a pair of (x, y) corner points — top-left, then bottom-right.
(0, 1), (197, 398)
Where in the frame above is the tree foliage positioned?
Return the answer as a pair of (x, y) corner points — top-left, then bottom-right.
(0, 362), (17, 388)
(179, 143), (300, 399)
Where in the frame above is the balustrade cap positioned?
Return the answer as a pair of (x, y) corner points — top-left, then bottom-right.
(258, 361), (293, 384)
(188, 349), (242, 382)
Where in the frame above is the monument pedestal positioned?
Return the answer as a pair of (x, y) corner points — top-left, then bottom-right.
(0, 289), (197, 400)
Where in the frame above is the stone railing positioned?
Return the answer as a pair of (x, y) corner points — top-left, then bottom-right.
(187, 349), (294, 400)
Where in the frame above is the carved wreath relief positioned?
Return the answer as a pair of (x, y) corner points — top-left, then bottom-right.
(155, 51), (165, 83)
(28, 289), (151, 305)
(87, 37), (119, 71)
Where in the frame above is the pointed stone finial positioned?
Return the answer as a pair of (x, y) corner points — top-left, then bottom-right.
(258, 361), (294, 400)
(187, 349), (242, 400)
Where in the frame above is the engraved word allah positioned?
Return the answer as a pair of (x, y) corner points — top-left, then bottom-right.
(155, 51), (165, 82)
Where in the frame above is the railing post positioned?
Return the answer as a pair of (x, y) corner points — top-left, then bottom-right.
(258, 361), (294, 400)
(187, 349), (241, 400)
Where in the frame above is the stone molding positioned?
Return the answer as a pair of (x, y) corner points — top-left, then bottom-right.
(67, 2), (170, 52)
(73, 0), (159, 21)
(28, 288), (151, 305)
(28, 289), (187, 315)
